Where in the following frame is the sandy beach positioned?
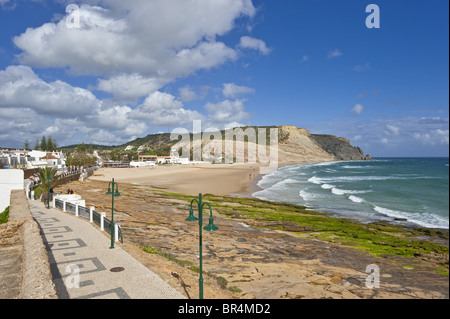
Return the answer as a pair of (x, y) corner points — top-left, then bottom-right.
(90, 163), (263, 197)
(54, 162), (449, 299)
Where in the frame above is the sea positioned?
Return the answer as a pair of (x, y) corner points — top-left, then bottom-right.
(253, 158), (449, 230)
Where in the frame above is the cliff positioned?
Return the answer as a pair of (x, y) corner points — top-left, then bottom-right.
(276, 126), (371, 164)
(111, 125), (370, 165)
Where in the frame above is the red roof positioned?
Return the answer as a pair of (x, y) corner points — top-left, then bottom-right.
(41, 155), (58, 160)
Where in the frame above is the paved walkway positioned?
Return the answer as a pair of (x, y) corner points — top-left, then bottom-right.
(29, 200), (185, 299)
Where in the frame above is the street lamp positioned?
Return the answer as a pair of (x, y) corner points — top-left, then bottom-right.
(106, 178), (121, 249)
(185, 193), (219, 299)
(46, 171), (51, 209)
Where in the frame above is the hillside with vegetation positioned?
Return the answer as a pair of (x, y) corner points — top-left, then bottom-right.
(59, 126), (370, 164)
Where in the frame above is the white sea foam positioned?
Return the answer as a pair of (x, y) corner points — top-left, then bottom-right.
(321, 184), (334, 190)
(348, 195), (364, 203)
(373, 206), (449, 229)
(299, 189), (322, 201)
(331, 187), (369, 195)
(307, 176), (322, 184)
(308, 175), (433, 184)
(342, 165), (374, 169)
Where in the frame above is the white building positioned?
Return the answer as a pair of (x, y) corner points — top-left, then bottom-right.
(26, 150), (66, 169)
(0, 169), (24, 212)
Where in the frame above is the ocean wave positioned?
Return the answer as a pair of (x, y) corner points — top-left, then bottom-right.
(307, 175), (434, 184)
(341, 165), (374, 169)
(299, 189), (323, 201)
(348, 195), (364, 203)
(373, 206), (449, 229)
(307, 176), (322, 184)
(331, 188), (369, 195)
(321, 184), (335, 190)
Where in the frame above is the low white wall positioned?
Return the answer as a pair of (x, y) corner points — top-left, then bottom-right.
(54, 194), (86, 207)
(0, 169), (24, 212)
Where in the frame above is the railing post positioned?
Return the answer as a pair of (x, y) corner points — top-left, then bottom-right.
(52, 197), (56, 208)
(31, 190), (34, 201)
(114, 221), (120, 242)
(90, 206), (95, 223)
(75, 204), (79, 217)
(100, 213), (106, 231)
(63, 200), (66, 212)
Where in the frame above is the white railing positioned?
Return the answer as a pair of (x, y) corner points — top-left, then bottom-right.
(53, 197), (123, 243)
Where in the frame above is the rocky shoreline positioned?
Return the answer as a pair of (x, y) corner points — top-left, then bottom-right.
(54, 179), (449, 299)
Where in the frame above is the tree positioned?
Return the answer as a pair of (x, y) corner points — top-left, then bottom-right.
(47, 136), (54, 151)
(37, 167), (59, 191)
(77, 142), (86, 152)
(40, 136), (47, 151)
(34, 138), (40, 150)
(24, 140), (30, 151)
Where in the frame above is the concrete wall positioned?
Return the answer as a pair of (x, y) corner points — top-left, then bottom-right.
(0, 190), (57, 299)
(0, 169), (24, 212)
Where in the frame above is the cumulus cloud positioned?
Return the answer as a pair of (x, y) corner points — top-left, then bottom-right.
(178, 86), (200, 102)
(222, 83), (255, 98)
(13, 0), (256, 101)
(130, 91), (203, 127)
(96, 74), (166, 103)
(204, 99), (250, 127)
(0, 65), (99, 117)
(239, 36), (272, 55)
(351, 104), (364, 115)
(0, 65), (150, 146)
(1, 1), (263, 147)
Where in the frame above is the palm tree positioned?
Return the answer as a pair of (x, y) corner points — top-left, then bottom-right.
(37, 167), (59, 203)
(38, 167), (59, 191)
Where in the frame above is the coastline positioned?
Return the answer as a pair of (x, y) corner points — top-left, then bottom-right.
(54, 162), (449, 299)
(54, 175), (449, 299)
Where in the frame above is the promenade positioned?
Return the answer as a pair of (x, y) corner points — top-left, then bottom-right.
(29, 199), (185, 299)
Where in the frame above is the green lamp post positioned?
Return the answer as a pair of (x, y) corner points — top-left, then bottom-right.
(185, 193), (219, 299)
(46, 171), (51, 209)
(106, 178), (121, 249)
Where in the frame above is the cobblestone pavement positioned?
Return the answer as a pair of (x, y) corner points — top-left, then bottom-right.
(29, 200), (185, 299)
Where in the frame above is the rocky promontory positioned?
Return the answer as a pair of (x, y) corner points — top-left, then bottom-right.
(276, 126), (371, 164)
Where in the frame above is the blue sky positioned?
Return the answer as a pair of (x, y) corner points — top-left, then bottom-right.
(0, 0), (448, 157)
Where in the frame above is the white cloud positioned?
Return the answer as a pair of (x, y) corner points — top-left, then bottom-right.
(130, 91), (203, 127)
(351, 104), (364, 115)
(239, 36), (272, 55)
(178, 86), (199, 102)
(222, 83), (255, 98)
(204, 99), (249, 127)
(1, 1), (263, 147)
(97, 74), (166, 103)
(13, 0), (256, 101)
(0, 65), (99, 117)
(386, 124), (400, 135)
(413, 129), (449, 146)
(327, 49), (343, 59)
